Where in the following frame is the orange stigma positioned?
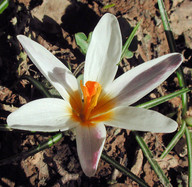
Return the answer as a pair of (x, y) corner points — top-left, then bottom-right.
(70, 80), (115, 126)
(80, 80), (101, 121)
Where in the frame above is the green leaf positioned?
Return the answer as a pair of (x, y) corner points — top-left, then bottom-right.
(75, 32), (91, 55)
(160, 121), (186, 159)
(123, 49), (134, 59)
(134, 131), (171, 186)
(143, 34), (151, 43)
(101, 152), (149, 187)
(158, 2), (190, 186)
(0, 124), (12, 131)
(0, 133), (63, 166)
(158, 0), (187, 115)
(185, 116), (192, 127)
(18, 52), (27, 61)
(118, 20), (142, 65)
(87, 32), (93, 43)
(48, 88), (61, 98)
(137, 87), (191, 109)
(0, 0), (9, 14)
(77, 73), (84, 83)
(185, 127), (192, 187)
(103, 3), (115, 9)
(21, 75), (52, 98)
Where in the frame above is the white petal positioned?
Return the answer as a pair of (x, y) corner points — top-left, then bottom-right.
(17, 35), (80, 101)
(105, 106), (178, 133)
(106, 53), (183, 106)
(76, 124), (106, 177)
(7, 98), (78, 132)
(84, 13), (122, 88)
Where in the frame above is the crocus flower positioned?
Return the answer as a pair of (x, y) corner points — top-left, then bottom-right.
(7, 13), (182, 177)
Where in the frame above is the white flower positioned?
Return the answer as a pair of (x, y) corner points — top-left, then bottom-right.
(7, 13), (182, 177)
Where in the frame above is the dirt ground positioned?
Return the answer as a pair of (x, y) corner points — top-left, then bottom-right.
(0, 0), (192, 186)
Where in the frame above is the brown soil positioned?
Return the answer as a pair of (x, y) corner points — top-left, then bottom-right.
(0, 0), (192, 186)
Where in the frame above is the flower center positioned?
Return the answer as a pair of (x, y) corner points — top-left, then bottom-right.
(70, 81), (115, 126)
(80, 80), (101, 121)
